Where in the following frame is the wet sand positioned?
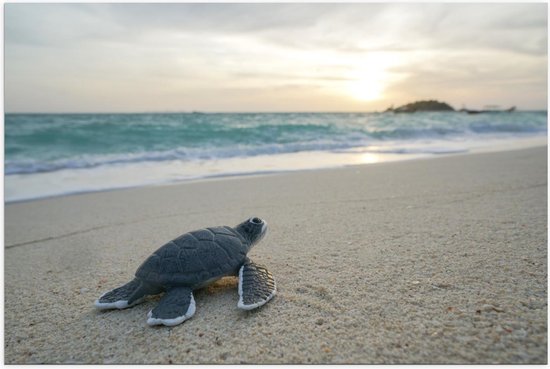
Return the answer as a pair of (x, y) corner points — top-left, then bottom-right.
(4, 146), (547, 364)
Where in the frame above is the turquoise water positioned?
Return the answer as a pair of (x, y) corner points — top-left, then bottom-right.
(5, 111), (547, 201)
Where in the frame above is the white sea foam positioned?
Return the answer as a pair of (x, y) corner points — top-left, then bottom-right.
(5, 111), (548, 202)
(5, 134), (547, 203)
(6, 111), (547, 176)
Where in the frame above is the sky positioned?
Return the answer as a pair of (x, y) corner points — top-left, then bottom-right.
(4, 3), (548, 113)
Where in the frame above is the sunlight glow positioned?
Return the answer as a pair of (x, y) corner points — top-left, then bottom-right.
(348, 71), (386, 101)
(347, 53), (401, 102)
(358, 152), (382, 164)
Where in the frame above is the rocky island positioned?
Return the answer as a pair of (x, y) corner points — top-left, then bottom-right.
(385, 100), (455, 113)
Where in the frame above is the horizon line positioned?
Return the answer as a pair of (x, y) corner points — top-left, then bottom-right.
(5, 109), (548, 115)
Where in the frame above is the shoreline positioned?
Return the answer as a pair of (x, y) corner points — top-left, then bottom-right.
(5, 136), (547, 205)
(5, 145), (547, 364)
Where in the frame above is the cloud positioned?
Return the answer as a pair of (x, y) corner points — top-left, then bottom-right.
(4, 3), (547, 112)
(5, 4), (122, 47)
(8, 3), (545, 55)
(108, 3), (328, 33)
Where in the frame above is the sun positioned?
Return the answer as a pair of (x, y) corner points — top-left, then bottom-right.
(348, 71), (386, 101)
(346, 53), (398, 101)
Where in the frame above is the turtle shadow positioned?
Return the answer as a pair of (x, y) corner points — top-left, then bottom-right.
(193, 277), (242, 311)
(197, 276), (239, 297)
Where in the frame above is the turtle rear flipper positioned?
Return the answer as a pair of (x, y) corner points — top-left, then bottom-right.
(95, 279), (161, 310)
(237, 260), (276, 310)
(147, 287), (196, 326)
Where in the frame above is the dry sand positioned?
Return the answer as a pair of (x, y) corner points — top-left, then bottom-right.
(4, 146), (547, 364)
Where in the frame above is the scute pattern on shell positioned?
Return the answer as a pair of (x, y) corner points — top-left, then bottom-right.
(135, 226), (248, 287)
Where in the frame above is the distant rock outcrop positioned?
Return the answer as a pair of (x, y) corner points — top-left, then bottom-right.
(385, 100), (455, 113)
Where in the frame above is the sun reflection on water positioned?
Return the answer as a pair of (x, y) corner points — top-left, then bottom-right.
(358, 152), (382, 164)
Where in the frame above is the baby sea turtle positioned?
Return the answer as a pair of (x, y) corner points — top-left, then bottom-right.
(94, 217), (276, 326)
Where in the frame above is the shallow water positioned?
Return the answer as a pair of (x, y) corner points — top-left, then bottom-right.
(5, 111), (547, 202)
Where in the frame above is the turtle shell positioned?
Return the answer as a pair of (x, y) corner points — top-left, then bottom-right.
(135, 226), (249, 288)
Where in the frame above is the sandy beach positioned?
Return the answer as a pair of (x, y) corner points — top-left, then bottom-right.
(4, 145), (547, 364)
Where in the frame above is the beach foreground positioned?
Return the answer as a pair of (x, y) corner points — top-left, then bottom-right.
(5, 146), (547, 364)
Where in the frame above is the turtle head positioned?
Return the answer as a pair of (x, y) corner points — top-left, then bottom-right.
(235, 217), (267, 250)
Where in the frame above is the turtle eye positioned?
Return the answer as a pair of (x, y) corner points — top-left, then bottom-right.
(250, 217), (262, 224)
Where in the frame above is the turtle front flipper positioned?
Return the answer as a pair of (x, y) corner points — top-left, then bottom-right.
(147, 287), (196, 326)
(237, 260), (276, 310)
(95, 278), (161, 310)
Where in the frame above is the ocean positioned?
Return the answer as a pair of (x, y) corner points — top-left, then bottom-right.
(5, 111), (547, 202)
